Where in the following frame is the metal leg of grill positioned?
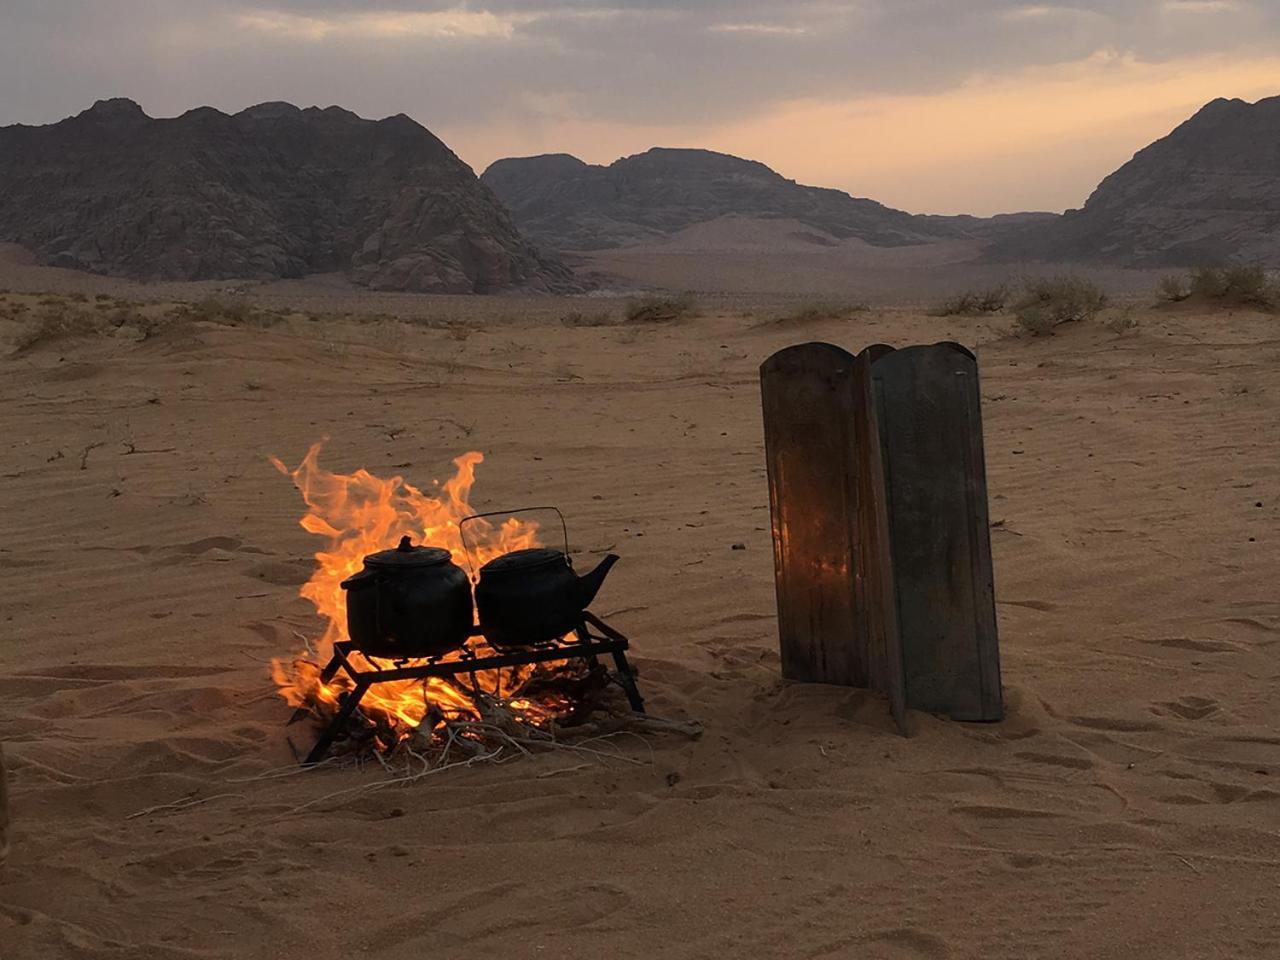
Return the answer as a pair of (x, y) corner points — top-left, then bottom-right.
(291, 614), (647, 763)
(304, 681), (370, 765)
(287, 647), (347, 726)
(611, 649), (645, 713)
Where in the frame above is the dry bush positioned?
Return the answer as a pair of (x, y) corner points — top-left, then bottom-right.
(624, 293), (697, 324)
(369, 319), (412, 352)
(773, 301), (869, 324)
(10, 304), (104, 354)
(1103, 308), (1139, 336)
(1013, 276), (1108, 335)
(185, 296), (267, 327)
(560, 308), (619, 327)
(1185, 264), (1276, 308)
(933, 284), (1010, 316)
(1158, 274), (1191, 302)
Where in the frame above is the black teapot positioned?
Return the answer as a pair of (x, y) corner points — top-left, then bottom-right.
(475, 548), (619, 649)
(339, 536), (473, 658)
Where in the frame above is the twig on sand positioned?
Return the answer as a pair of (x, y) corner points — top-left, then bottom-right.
(537, 762), (593, 778)
(126, 792), (244, 820)
(626, 714), (703, 738)
(227, 759), (340, 783)
(275, 696), (700, 817)
(279, 750), (502, 818)
(1177, 855), (1200, 874)
(290, 629), (316, 657)
(79, 441), (105, 470)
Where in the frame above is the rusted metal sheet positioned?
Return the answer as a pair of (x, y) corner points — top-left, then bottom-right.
(0, 743), (8, 870)
(760, 342), (868, 687)
(871, 342), (1002, 721)
(851, 345), (907, 734)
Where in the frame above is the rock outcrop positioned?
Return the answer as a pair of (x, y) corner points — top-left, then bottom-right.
(991, 96), (1280, 266)
(481, 147), (999, 253)
(0, 99), (574, 292)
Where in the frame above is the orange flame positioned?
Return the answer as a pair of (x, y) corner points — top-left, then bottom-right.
(270, 442), (561, 747)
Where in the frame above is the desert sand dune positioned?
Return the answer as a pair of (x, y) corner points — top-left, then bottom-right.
(572, 218), (1171, 301)
(0, 272), (1278, 959)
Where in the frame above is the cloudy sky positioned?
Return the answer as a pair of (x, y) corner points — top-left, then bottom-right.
(2, 1), (1277, 214)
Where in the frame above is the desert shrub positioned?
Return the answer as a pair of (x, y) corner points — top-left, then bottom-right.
(1158, 274), (1190, 302)
(1103, 308), (1139, 336)
(1187, 264), (1274, 307)
(624, 293), (697, 324)
(369, 319), (411, 351)
(10, 304), (103, 354)
(186, 296), (254, 324)
(1012, 276), (1108, 335)
(773, 301), (869, 324)
(560, 308), (618, 327)
(934, 284), (1009, 316)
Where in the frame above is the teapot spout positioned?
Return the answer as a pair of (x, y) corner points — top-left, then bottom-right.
(576, 554), (620, 609)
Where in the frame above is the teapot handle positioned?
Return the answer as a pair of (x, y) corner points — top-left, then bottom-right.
(458, 506), (570, 579)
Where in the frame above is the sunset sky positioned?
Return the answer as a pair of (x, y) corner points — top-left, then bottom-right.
(2, 1), (1277, 215)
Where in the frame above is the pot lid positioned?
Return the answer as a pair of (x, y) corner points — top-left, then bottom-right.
(364, 535), (452, 569)
(480, 547), (568, 575)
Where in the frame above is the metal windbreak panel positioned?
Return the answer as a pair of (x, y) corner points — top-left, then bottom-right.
(871, 342), (1002, 721)
(760, 342), (867, 687)
(852, 345), (908, 735)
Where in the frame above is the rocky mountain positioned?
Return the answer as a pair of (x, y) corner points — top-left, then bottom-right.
(992, 96), (1280, 266)
(0, 99), (574, 293)
(481, 148), (1026, 253)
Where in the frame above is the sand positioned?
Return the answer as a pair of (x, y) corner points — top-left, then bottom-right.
(0, 261), (1278, 959)
(572, 216), (1172, 301)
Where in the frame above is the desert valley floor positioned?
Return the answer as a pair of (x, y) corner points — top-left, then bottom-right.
(0, 262), (1278, 959)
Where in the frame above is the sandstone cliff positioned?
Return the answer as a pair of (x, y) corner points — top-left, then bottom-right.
(0, 99), (574, 293)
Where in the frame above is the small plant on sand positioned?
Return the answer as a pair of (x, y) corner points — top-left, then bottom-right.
(1185, 264), (1276, 308)
(10, 304), (103, 354)
(1012, 276), (1108, 335)
(933, 284), (1010, 316)
(1158, 274), (1191, 303)
(772, 301), (869, 325)
(186, 296), (254, 325)
(1103, 307), (1139, 336)
(624, 293), (697, 324)
(560, 308), (619, 327)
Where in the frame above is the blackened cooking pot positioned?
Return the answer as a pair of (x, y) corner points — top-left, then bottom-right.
(340, 536), (473, 658)
(475, 548), (619, 649)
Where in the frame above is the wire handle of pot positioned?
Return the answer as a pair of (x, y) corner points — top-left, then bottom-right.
(457, 506), (570, 580)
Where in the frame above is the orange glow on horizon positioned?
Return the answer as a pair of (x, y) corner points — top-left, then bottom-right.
(445, 51), (1280, 217)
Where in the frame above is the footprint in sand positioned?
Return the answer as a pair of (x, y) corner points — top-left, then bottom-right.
(1142, 636), (1239, 654)
(1152, 695), (1219, 720)
(243, 559), (313, 586)
(1014, 750), (1096, 771)
(997, 599), (1057, 612)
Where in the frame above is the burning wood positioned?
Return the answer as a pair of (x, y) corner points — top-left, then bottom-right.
(271, 443), (646, 762)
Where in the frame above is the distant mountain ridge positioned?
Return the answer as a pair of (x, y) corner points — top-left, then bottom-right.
(0, 98), (574, 292)
(991, 96), (1280, 266)
(481, 147), (1052, 253)
(486, 98), (1280, 268)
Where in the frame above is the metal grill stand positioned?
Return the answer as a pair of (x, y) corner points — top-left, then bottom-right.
(293, 611), (645, 765)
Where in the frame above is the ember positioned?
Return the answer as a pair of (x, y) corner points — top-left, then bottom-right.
(270, 443), (643, 761)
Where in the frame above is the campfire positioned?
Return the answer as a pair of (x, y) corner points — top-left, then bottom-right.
(270, 442), (645, 764)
